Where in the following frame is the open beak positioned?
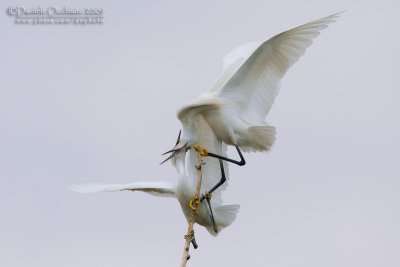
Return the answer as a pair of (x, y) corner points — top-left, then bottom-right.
(160, 130), (185, 165)
(160, 151), (177, 165)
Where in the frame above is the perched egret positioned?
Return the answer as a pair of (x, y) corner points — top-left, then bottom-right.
(72, 123), (238, 236)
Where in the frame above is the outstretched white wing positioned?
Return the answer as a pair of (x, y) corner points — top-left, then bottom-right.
(186, 116), (229, 206)
(212, 13), (339, 124)
(210, 41), (262, 92)
(70, 181), (176, 198)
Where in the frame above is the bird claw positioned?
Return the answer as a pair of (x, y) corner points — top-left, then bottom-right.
(193, 144), (208, 157)
(184, 230), (195, 240)
(189, 198), (201, 210)
(203, 191), (212, 201)
(184, 230), (198, 249)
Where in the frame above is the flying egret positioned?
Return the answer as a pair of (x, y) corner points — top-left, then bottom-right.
(163, 13), (339, 161)
(72, 123), (239, 236)
(162, 13), (339, 202)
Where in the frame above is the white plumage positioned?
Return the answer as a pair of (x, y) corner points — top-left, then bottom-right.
(72, 13), (339, 236)
(70, 181), (175, 197)
(72, 118), (239, 236)
(176, 13), (339, 153)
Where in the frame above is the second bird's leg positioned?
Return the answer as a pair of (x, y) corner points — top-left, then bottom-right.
(199, 159), (226, 233)
(204, 196), (218, 233)
(196, 144), (245, 233)
(191, 237), (198, 249)
(199, 145), (244, 199)
(200, 159), (226, 201)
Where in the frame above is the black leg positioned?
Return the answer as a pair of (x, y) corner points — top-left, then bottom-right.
(207, 145), (246, 166)
(191, 237), (198, 249)
(198, 145), (245, 234)
(199, 159), (226, 234)
(200, 159), (226, 201)
(205, 196), (218, 233)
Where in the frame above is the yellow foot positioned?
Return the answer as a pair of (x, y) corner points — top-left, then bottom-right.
(203, 191), (212, 201)
(193, 144), (208, 157)
(184, 230), (195, 240)
(189, 198), (201, 210)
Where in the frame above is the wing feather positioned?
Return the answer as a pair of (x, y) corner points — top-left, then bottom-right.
(70, 181), (176, 198)
(210, 41), (262, 92)
(213, 13), (339, 124)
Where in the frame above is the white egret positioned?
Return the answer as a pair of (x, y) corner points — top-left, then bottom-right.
(164, 13), (339, 166)
(72, 124), (239, 236)
(73, 13), (339, 238)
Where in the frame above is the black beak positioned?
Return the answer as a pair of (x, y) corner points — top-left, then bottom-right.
(162, 148), (177, 156)
(160, 130), (183, 165)
(160, 151), (177, 165)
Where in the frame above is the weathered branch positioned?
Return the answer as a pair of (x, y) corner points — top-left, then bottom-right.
(180, 145), (204, 267)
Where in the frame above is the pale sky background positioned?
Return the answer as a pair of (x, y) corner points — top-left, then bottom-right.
(1, 1), (399, 266)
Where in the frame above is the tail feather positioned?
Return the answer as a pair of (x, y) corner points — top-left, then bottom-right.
(239, 125), (276, 152)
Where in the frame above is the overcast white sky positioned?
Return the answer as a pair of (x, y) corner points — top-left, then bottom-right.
(1, 1), (399, 266)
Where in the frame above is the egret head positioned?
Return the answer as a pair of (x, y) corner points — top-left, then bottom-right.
(160, 130), (189, 165)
